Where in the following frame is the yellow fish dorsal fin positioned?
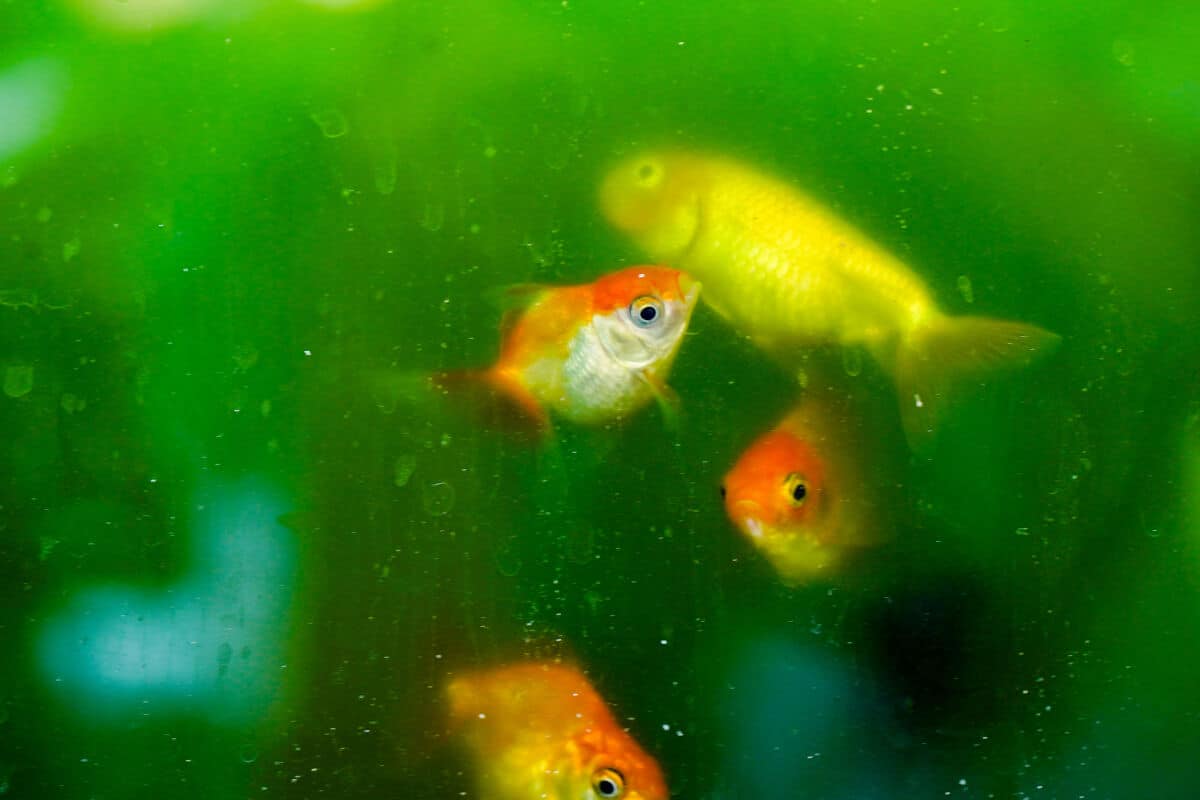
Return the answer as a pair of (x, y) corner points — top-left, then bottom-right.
(894, 313), (1061, 448)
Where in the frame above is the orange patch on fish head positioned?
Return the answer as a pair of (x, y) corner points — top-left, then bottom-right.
(722, 428), (827, 544)
(587, 266), (700, 370)
(599, 151), (704, 260)
(590, 265), (696, 312)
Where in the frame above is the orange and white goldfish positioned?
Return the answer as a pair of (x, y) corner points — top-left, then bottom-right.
(446, 661), (669, 800)
(722, 396), (895, 585)
(600, 149), (1059, 443)
(441, 266), (699, 429)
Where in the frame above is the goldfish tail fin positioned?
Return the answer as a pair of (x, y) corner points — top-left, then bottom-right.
(894, 314), (1061, 447)
(366, 368), (442, 415)
(432, 368), (551, 436)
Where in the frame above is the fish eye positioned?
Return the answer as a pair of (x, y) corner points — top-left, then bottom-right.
(784, 473), (808, 505)
(592, 767), (625, 798)
(635, 160), (662, 187)
(630, 295), (664, 328)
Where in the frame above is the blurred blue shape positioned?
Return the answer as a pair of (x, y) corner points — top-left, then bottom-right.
(37, 478), (296, 725)
(0, 57), (66, 162)
(719, 637), (895, 800)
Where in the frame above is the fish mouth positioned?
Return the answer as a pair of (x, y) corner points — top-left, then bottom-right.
(730, 500), (767, 539)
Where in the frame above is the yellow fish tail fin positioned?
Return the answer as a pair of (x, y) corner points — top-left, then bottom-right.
(894, 314), (1061, 447)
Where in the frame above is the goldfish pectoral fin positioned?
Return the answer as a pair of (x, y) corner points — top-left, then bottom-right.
(641, 371), (681, 432)
(895, 314), (1061, 448)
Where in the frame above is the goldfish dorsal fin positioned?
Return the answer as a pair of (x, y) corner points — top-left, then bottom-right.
(484, 283), (549, 338)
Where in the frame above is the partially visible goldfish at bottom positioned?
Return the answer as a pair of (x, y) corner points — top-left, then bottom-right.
(722, 393), (900, 585)
(446, 661), (668, 800)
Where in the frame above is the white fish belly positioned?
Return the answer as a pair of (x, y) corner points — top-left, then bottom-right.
(557, 324), (648, 423)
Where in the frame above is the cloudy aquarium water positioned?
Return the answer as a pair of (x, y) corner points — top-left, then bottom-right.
(2, 1), (1199, 798)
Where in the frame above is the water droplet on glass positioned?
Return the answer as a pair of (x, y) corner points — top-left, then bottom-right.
(393, 454), (416, 487)
(419, 201), (445, 232)
(310, 108), (349, 138)
(1112, 40), (1135, 67)
(373, 145), (397, 196)
(422, 481), (455, 516)
(62, 236), (80, 262)
(566, 527), (595, 564)
(60, 392), (85, 413)
(956, 274), (975, 304)
(495, 534), (523, 576)
(3, 365), (33, 398)
(841, 346), (863, 377)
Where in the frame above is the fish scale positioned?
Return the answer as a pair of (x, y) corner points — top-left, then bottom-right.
(561, 323), (649, 423)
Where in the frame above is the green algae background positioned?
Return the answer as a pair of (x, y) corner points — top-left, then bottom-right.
(2, 1), (1199, 798)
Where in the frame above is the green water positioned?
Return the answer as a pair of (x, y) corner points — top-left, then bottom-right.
(2, 1), (1199, 798)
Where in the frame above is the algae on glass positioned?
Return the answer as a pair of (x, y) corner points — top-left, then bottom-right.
(1, 0), (1198, 798)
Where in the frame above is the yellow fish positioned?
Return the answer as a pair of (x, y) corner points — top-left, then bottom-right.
(599, 149), (1060, 442)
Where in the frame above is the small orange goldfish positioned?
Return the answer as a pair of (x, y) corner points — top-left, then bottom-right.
(442, 266), (699, 428)
(722, 396), (894, 585)
(446, 661), (669, 800)
(600, 149), (1059, 443)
